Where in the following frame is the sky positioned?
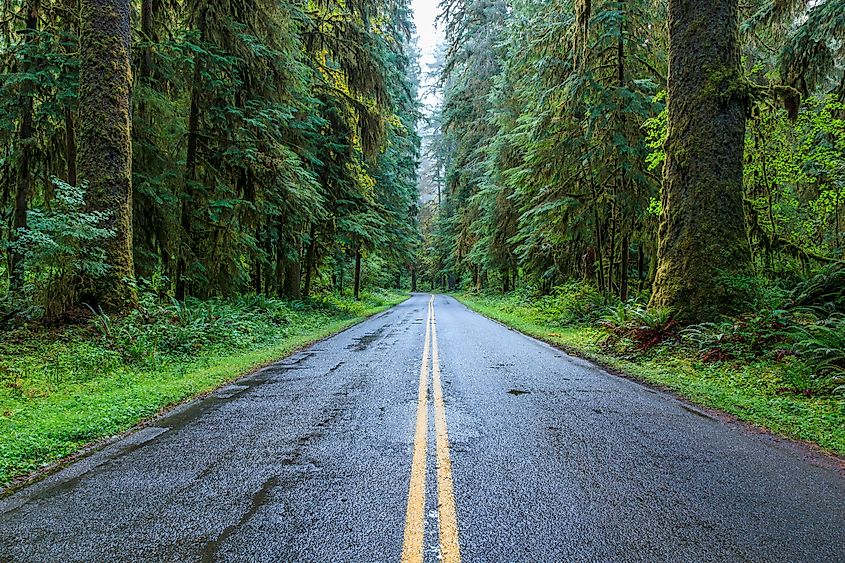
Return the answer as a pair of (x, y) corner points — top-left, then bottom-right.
(411, 1), (445, 204)
(411, 0), (443, 110)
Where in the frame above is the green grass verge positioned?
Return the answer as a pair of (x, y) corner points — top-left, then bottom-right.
(455, 293), (845, 456)
(0, 290), (408, 488)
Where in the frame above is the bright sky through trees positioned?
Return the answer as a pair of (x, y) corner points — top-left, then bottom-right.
(412, 0), (442, 109)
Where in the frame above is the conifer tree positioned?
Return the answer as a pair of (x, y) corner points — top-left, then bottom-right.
(77, 0), (136, 309)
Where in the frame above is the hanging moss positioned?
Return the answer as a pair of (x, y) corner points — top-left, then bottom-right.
(77, 0), (136, 310)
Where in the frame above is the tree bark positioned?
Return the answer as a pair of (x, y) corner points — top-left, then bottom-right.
(9, 6), (38, 291)
(637, 243), (645, 293)
(284, 260), (301, 300)
(353, 244), (362, 301)
(140, 0), (154, 81)
(338, 253), (345, 296)
(78, 0), (136, 310)
(650, 0), (751, 320)
(302, 224), (317, 298)
(64, 107), (77, 186)
(176, 9), (205, 301)
(620, 230), (629, 302)
(274, 242), (285, 296)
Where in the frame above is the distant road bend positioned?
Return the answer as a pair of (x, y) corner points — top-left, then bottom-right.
(1, 294), (843, 562)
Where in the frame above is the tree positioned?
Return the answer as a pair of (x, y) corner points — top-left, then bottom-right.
(77, 0), (136, 310)
(650, 0), (752, 320)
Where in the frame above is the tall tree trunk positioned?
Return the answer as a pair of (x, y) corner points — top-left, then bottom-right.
(253, 233), (262, 295)
(353, 244), (362, 301)
(411, 264), (417, 292)
(338, 255), (345, 297)
(651, 0), (751, 320)
(176, 8), (205, 301)
(9, 6), (39, 290)
(637, 243), (645, 293)
(302, 224), (317, 298)
(64, 108), (77, 186)
(275, 243), (285, 296)
(140, 0), (154, 81)
(592, 203), (606, 293)
(607, 210), (616, 294)
(284, 260), (301, 300)
(620, 230), (629, 302)
(78, 0), (136, 310)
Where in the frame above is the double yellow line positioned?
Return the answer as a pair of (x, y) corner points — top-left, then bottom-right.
(401, 296), (461, 563)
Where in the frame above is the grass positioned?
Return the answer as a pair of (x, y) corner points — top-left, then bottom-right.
(455, 291), (845, 456)
(0, 290), (408, 488)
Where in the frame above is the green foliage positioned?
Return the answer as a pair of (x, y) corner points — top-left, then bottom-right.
(9, 179), (114, 319)
(0, 0), (421, 308)
(791, 315), (845, 394)
(790, 264), (845, 311)
(423, 0), (844, 323)
(425, 0), (666, 295)
(599, 302), (678, 353)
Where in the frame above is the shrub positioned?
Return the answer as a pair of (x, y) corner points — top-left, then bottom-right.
(791, 314), (845, 394)
(9, 179), (114, 319)
(683, 307), (795, 363)
(532, 282), (610, 326)
(600, 303), (678, 352)
(790, 264), (845, 312)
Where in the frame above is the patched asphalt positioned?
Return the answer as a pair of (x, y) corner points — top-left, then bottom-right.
(1, 293), (843, 562)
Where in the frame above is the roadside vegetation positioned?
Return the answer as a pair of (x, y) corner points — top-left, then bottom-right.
(456, 271), (845, 455)
(0, 290), (407, 488)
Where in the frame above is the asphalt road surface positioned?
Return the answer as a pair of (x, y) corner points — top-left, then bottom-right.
(1, 293), (843, 562)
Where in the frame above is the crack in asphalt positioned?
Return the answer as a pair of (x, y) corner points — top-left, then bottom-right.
(200, 475), (280, 563)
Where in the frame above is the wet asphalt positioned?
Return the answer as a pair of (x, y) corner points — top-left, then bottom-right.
(0, 293), (843, 562)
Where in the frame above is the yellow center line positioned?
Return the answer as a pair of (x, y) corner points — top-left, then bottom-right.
(401, 296), (432, 563)
(430, 300), (462, 563)
(401, 296), (462, 563)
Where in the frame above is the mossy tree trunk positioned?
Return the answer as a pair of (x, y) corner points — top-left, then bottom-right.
(64, 108), (77, 186)
(9, 4), (39, 291)
(78, 0), (136, 310)
(650, 0), (751, 321)
(411, 264), (417, 292)
(284, 259), (301, 300)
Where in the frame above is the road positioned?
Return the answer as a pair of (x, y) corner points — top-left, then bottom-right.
(1, 293), (843, 562)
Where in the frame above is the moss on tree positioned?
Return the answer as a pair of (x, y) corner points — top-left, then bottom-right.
(77, 0), (136, 310)
(650, 0), (752, 321)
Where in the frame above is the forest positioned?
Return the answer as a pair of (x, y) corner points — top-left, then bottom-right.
(0, 0), (419, 485)
(0, 0), (844, 484)
(422, 0), (845, 407)
(0, 0), (421, 315)
(422, 0), (844, 313)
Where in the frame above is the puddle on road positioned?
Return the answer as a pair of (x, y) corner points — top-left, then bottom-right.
(507, 389), (531, 396)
